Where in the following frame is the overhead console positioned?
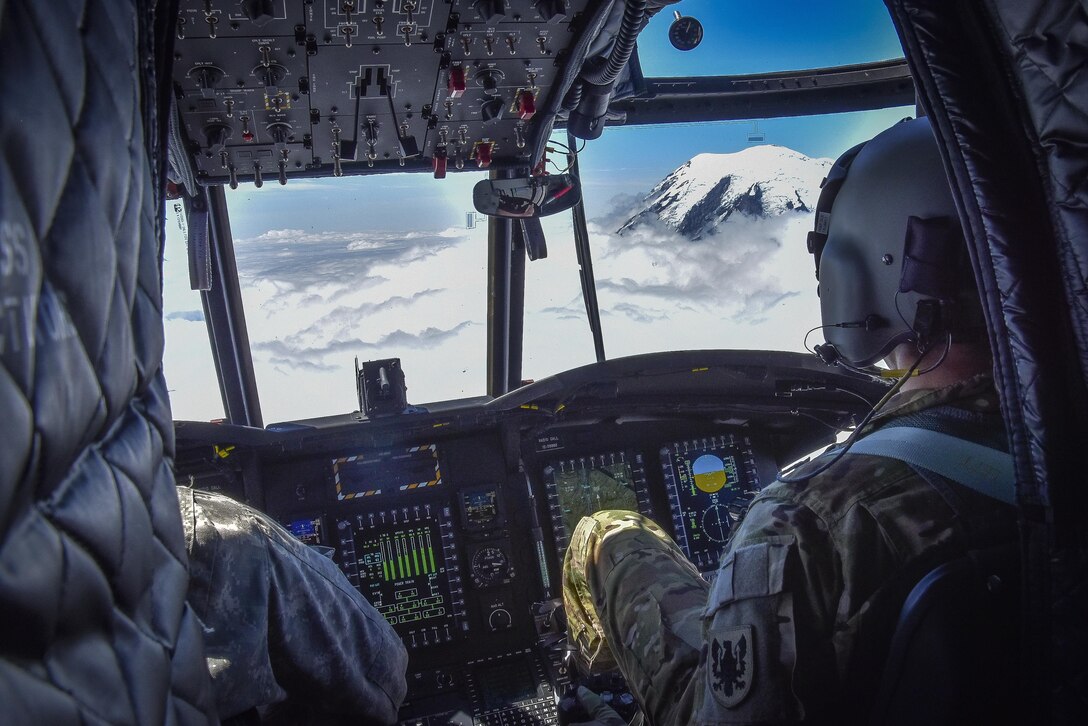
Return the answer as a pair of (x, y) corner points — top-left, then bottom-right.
(172, 0), (602, 187)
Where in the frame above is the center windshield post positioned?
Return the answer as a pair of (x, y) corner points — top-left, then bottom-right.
(487, 169), (520, 396)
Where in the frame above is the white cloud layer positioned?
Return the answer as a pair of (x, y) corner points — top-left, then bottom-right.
(161, 148), (826, 423)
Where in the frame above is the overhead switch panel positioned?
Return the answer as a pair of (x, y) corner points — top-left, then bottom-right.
(172, 0), (597, 186)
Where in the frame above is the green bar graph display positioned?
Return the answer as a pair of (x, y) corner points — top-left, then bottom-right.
(347, 512), (458, 643)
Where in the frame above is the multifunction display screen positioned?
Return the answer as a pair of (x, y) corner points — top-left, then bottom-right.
(475, 658), (541, 711)
(333, 444), (442, 500)
(335, 506), (465, 648)
(286, 516), (324, 546)
(544, 452), (651, 558)
(661, 435), (757, 571)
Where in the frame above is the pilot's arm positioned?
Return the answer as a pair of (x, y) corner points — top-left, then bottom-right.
(563, 503), (839, 725)
(178, 487), (408, 723)
(692, 491), (839, 723)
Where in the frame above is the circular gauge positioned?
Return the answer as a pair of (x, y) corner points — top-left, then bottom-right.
(701, 504), (732, 543)
(668, 14), (704, 52)
(471, 546), (509, 586)
(692, 454), (728, 493)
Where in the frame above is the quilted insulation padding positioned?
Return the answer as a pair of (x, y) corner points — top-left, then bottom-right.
(0, 2), (216, 724)
(985, 2), (1088, 387)
(984, 3), (1088, 717)
(887, 0), (1088, 720)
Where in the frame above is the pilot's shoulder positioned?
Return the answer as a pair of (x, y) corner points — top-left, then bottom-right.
(734, 454), (925, 546)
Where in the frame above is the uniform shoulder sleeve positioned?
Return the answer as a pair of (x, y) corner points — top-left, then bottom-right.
(694, 493), (839, 724)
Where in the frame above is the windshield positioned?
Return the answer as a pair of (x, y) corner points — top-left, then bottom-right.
(524, 107), (915, 377)
(226, 173), (488, 423)
(161, 2), (909, 423)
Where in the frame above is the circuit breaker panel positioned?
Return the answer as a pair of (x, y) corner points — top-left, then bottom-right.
(173, 0), (590, 187)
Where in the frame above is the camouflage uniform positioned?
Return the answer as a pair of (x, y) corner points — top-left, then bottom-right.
(177, 487), (408, 723)
(563, 375), (1015, 724)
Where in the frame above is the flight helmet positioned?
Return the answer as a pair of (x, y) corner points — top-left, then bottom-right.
(807, 116), (984, 368)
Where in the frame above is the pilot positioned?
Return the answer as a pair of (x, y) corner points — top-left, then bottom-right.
(178, 486), (408, 724)
(561, 117), (1017, 724)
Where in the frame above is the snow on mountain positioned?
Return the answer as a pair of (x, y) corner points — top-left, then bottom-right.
(617, 146), (832, 240)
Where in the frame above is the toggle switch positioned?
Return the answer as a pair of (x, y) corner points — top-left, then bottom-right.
(433, 148), (448, 179)
(448, 66), (466, 98)
(475, 141), (493, 169)
(516, 89), (536, 120)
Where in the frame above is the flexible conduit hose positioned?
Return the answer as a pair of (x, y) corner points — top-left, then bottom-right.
(582, 0), (648, 86)
(562, 81), (584, 111)
(563, 0), (648, 110)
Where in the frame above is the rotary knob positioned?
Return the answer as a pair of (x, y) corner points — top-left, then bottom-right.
(488, 608), (512, 630)
(480, 96), (505, 124)
(473, 0), (505, 23)
(535, 0), (568, 22)
(203, 122), (233, 148)
(255, 63), (288, 88)
(188, 64), (225, 91)
(477, 69), (503, 95)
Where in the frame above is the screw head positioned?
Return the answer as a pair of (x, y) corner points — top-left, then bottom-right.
(881, 254), (894, 265)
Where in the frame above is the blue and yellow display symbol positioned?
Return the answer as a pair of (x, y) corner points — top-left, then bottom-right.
(692, 454), (729, 493)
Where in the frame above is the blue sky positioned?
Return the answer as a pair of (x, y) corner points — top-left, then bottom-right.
(639, 0), (904, 77)
(575, 0), (910, 203)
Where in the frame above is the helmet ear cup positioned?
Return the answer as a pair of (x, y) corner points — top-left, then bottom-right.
(899, 216), (964, 300)
(810, 117), (978, 367)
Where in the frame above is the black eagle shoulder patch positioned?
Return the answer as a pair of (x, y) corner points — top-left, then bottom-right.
(707, 625), (753, 709)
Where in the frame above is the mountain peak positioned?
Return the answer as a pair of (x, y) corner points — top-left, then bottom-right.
(618, 146), (832, 240)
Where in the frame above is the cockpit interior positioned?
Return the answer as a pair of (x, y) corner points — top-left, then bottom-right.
(4, 1), (1087, 725)
(164, 2), (914, 721)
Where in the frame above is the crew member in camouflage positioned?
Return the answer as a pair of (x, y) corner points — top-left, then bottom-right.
(563, 376), (1015, 724)
(562, 118), (1017, 724)
(177, 487), (408, 724)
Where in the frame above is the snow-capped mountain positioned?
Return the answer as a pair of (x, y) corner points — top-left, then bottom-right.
(617, 146), (832, 240)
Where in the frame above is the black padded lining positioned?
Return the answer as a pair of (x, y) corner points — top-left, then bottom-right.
(0, 1), (215, 723)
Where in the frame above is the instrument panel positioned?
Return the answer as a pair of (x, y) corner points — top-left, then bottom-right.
(247, 423), (774, 723)
(173, 352), (882, 724)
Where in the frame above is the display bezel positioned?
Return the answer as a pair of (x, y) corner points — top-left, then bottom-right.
(661, 433), (759, 571)
(543, 451), (653, 559)
(332, 443), (443, 500)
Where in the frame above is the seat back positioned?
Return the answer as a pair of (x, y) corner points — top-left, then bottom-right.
(0, 2), (215, 723)
(869, 547), (1019, 726)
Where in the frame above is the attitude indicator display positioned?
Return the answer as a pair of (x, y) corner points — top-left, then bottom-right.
(543, 452), (652, 559)
(661, 435), (760, 571)
(335, 504), (466, 648)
